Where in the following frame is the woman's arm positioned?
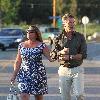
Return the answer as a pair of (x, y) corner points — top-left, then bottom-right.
(43, 45), (54, 62)
(11, 49), (22, 83)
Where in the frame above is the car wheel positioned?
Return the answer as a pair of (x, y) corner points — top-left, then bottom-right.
(1, 47), (6, 51)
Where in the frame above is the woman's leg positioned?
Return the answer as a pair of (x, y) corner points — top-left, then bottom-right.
(34, 95), (43, 100)
(20, 93), (30, 100)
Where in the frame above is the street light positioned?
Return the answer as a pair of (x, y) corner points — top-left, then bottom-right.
(82, 16), (89, 40)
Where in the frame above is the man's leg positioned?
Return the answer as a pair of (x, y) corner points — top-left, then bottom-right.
(76, 95), (84, 100)
(59, 76), (72, 100)
(72, 68), (84, 100)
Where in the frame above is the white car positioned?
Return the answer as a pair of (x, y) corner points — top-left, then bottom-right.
(41, 27), (61, 44)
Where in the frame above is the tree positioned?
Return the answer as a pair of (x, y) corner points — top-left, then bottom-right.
(56, 0), (63, 16)
(18, 0), (52, 24)
(77, 0), (100, 22)
(56, 0), (77, 16)
(70, 0), (77, 17)
(1, 0), (21, 25)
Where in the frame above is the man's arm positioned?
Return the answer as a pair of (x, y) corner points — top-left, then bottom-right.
(78, 34), (87, 59)
(62, 34), (87, 61)
(70, 34), (87, 61)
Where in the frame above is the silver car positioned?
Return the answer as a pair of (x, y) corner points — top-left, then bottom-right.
(0, 28), (24, 51)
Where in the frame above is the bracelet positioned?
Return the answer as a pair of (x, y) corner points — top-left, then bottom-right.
(70, 55), (73, 60)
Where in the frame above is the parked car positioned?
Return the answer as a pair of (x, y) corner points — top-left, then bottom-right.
(41, 27), (61, 44)
(0, 28), (24, 51)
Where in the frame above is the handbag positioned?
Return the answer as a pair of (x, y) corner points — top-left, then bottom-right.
(7, 82), (19, 100)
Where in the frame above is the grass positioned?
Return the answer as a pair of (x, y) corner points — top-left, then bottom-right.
(76, 23), (100, 36)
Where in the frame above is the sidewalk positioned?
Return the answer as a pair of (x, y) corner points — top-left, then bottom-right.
(0, 59), (100, 100)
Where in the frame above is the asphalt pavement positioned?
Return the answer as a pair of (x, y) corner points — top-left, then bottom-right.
(0, 42), (100, 100)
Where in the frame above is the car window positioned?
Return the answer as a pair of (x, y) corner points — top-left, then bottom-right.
(0, 29), (23, 36)
(45, 28), (60, 32)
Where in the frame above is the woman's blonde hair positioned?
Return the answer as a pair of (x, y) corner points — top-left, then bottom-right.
(27, 25), (43, 42)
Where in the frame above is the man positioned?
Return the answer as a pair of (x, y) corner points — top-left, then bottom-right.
(51, 13), (87, 100)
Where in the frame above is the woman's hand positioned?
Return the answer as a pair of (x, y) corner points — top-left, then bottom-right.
(10, 75), (16, 84)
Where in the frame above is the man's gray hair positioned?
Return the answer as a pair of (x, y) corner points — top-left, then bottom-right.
(62, 13), (74, 21)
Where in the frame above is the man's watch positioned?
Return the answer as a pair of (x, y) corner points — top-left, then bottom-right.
(70, 55), (74, 60)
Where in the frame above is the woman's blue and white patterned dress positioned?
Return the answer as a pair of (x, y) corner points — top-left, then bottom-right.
(17, 42), (48, 95)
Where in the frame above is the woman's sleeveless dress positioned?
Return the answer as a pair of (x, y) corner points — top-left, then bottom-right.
(17, 42), (48, 95)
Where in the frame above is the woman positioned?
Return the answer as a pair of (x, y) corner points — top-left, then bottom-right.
(11, 25), (53, 100)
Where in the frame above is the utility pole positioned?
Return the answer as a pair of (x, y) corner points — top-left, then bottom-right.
(0, 0), (2, 30)
(53, 0), (56, 28)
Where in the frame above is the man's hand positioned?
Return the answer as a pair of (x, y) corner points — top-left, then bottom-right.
(58, 48), (69, 61)
(59, 54), (70, 61)
(73, 54), (83, 60)
(59, 47), (69, 54)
